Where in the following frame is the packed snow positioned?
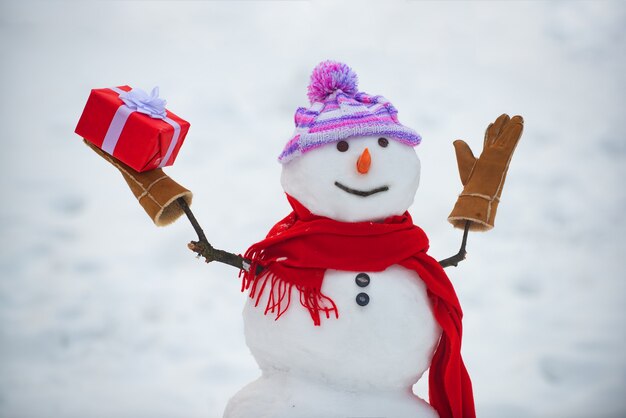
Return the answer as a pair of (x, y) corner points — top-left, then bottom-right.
(1, 1), (625, 418)
(281, 136), (421, 223)
(230, 133), (439, 417)
(233, 266), (440, 418)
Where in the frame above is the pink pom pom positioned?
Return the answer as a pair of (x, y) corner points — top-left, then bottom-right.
(307, 61), (358, 103)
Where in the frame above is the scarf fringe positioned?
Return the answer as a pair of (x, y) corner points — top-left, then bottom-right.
(240, 252), (338, 326)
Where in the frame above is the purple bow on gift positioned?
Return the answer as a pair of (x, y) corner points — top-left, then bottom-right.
(119, 87), (167, 119)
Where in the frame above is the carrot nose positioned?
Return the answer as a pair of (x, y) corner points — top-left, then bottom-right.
(357, 148), (371, 174)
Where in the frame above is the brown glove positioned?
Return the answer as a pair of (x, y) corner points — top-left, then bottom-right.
(84, 140), (192, 226)
(448, 114), (524, 231)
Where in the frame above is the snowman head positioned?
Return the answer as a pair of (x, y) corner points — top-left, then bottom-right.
(278, 61), (422, 222)
(281, 136), (420, 222)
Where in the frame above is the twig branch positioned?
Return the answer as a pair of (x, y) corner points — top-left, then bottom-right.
(178, 197), (208, 243)
(438, 221), (471, 268)
(179, 197), (470, 272)
(177, 198), (257, 273)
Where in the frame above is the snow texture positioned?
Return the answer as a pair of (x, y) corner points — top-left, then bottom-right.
(281, 136), (420, 222)
(1, 1), (625, 417)
(235, 133), (429, 416)
(232, 266), (440, 418)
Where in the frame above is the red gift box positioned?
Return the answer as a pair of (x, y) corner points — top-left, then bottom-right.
(75, 85), (190, 172)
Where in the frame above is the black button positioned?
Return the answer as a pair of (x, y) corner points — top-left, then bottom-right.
(356, 292), (370, 306)
(355, 273), (370, 287)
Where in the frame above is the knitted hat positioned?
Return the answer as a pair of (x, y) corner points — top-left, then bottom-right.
(278, 61), (421, 163)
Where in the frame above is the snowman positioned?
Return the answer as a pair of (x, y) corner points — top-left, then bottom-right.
(223, 61), (476, 418)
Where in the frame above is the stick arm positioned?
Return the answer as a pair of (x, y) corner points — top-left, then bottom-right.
(178, 197), (468, 271)
(438, 221), (471, 268)
(177, 198), (262, 274)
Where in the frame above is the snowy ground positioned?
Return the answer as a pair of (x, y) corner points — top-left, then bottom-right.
(1, 1), (625, 417)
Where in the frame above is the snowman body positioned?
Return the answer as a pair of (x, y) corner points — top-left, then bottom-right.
(224, 135), (443, 417)
(224, 266), (441, 418)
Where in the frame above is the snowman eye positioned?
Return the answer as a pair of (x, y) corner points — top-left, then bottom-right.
(378, 137), (389, 148)
(337, 141), (349, 152)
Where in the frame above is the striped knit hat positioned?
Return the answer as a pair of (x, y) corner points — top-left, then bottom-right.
(278, 61), (421, 163)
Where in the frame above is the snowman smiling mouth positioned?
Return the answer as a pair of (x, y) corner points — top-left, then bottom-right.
(334, 181), (389, 197)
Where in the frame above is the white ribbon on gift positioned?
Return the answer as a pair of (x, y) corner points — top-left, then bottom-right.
(101, 86), (181, 169)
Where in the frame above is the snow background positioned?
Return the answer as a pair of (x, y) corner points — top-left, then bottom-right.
(1, 0), (625, 417)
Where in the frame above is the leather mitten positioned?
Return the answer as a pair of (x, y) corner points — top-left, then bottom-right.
(448, 114), (523, 231)
(84, 140), (192, 226)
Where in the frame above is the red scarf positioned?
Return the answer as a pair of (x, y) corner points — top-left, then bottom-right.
(241, 195), (475, 418)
